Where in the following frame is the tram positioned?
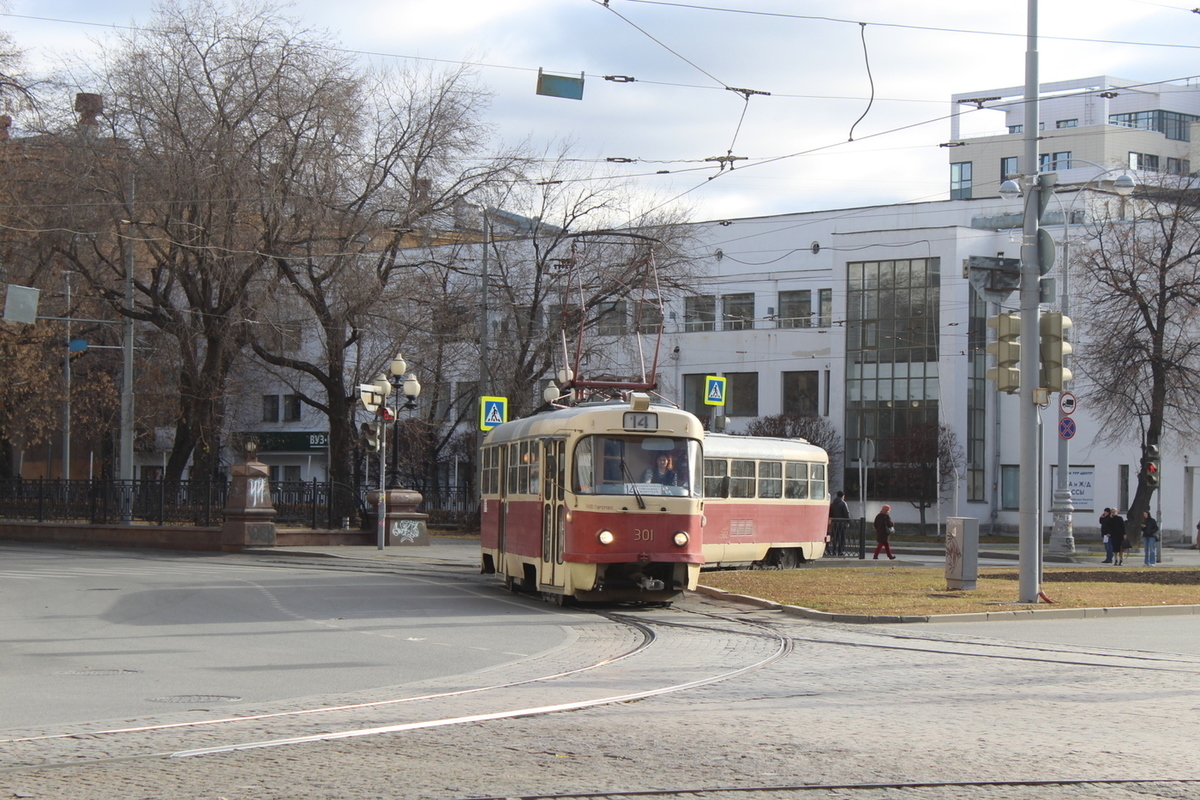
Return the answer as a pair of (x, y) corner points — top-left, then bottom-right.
(700, 433), (830, 569)
(479, 393), (705, 603)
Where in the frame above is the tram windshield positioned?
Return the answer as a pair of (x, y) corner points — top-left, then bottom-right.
(572, 435), (702, 498)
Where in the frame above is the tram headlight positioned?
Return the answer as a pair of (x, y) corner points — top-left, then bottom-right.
(597, 530), (615, 545)
(672, 531), (689, 547)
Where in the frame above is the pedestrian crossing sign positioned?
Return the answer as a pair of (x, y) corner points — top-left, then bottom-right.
(480, 397), (508, 431)
(704, 375), (726, 406)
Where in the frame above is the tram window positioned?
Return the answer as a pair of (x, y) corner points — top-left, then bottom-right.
(574, 437), (595, 492)
(704, 459), (729, 497)
(759, 461), (782, 498)
(481, 447), (499, 495)
(527, 442), (540, 493)
(810, 462), (827, 500)
(573, 435), (701, 497)
(730, 460), (756, 498)
(785, 462), (809, 499)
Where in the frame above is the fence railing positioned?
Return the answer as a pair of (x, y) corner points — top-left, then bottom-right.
(0, 478), (478, 529)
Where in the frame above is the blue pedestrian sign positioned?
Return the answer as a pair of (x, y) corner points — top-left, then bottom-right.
(704, 376), (727, 406)
(480, 397), (508, 431)
(1058, 417), (1077, 440)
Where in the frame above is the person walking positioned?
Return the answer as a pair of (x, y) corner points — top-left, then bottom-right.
(1141, 511), (1160, 567)
(1099, 508), (1116, 564)
(873, 504), (896, 560)
(1110, 510), (1127, 565)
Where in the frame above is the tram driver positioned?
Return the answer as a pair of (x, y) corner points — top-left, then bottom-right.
(641, 453), (679, 487)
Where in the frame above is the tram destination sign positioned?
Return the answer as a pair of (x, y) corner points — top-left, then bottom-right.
(623, 412), (658, 431)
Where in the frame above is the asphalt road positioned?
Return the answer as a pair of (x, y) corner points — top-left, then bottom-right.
(0, 543), (568, 729)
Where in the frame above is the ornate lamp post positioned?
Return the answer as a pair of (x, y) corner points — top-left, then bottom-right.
(384, 353), (421, 489)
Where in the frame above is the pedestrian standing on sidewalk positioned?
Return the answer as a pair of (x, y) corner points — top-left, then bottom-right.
(1110, 511), (1127, 565)
(873, 504), (896, 560)
(1141, 511), (1160, 567)
(1099, 508), (1116, 563)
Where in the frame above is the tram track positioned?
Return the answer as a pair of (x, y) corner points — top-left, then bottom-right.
(0, 603), (787, 774)
(446, 777), (1200, 800)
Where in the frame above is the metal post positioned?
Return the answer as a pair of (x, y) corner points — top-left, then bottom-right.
(1048, 193), (1076, 554)
(1018, 0), (1042, 603)
(63, 271), (71, 482)
(376, 425), (387, 550)
(120, 175), (136, 522)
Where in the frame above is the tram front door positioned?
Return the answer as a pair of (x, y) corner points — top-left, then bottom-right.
(540, 437), (567, 589)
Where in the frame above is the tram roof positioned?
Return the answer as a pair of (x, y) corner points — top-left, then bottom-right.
(483, 399), (701, 444)
(704, 432), (828, 463)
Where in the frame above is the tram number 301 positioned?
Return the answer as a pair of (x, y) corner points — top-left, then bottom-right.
(634, 529), (655, 541)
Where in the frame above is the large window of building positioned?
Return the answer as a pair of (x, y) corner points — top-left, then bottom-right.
(595, 300), (627, 336)
(844, 257), (941, 497)
(634, 298), (663, 334)
(1000, 156), (1019, 181)
(777, 290), (811, 328)
(818, 288), (832, 328)
(722, 293), (755, 330)
(950, 161), (973, 200)
(726, 372), (759, 417)
(966, 289), (987, 501)
(1051, 151), (1072, 170)
(1110, 109), (1200, 142)
(262, 395), (280, 423)
(1129, 152), (1160, 171)
(282, 394), (302, 422)
(684, 295), (716, 332)
(782, 371), (819, 416)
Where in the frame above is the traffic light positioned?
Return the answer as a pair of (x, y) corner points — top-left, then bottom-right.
(986, 312), (1021, 393)
(1143, 443), (1161, 488)
(361, 421), (382, 452)
(1039, 312), (1073, 392)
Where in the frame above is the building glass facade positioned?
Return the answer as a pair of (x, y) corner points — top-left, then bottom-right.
(844, 258), (941, 493)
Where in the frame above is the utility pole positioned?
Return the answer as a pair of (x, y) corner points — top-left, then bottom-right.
(1017, 0), (1042, 603)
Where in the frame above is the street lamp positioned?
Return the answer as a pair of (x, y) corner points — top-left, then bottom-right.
(383, 353), (421, 490)
(999, 163), (1135, 558)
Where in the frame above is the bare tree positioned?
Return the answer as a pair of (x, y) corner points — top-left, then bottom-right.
(1074, 179), (1200, 539)
(744, 413), (843, 477)
(245, 62), (525, 489)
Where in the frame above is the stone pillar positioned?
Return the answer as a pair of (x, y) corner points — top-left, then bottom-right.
(222, 455), (276, 551)
(365, 487), (429, 546)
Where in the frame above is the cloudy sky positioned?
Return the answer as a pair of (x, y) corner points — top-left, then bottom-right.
(3, 0), (1198, 222)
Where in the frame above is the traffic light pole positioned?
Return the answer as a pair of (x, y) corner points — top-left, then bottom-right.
(1017, 0), (1042, 603)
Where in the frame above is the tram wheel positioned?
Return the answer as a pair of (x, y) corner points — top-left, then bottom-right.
(772, 549), (801, 570)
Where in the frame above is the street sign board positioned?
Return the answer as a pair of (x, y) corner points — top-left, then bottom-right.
(1058, 417), (1077, 440)
(1059, 392), (1077, 416)
(704, 376), (727, 406)
(480, 396), (508, 431)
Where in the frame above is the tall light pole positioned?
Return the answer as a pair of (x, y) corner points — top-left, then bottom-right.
(1001, 166), (1135, 557)
(1016, 0), (1044, 603)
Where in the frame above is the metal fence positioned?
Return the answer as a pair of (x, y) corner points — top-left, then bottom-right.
(0, 478), (477, 530)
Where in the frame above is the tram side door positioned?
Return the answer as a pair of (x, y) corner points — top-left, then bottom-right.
(540, 437), (567, 588)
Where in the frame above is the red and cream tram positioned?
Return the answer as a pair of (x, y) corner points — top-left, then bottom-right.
(700, 433), (830, 569)
(480, 393), (705, 603)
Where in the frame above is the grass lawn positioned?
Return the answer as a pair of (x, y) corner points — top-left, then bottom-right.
(699, 566), (1200, 616)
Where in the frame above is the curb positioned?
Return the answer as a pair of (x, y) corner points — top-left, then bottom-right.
(692, 584), (1200, 624)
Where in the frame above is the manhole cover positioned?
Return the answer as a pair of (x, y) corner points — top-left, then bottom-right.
(146, 695), (243, 704)
(59, 669), (141, 676)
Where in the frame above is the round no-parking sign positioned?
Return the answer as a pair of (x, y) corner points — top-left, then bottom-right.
(1059, 417), (1077, 439)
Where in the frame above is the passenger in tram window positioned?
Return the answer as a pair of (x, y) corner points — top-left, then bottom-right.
(641, 453), (679, 486)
